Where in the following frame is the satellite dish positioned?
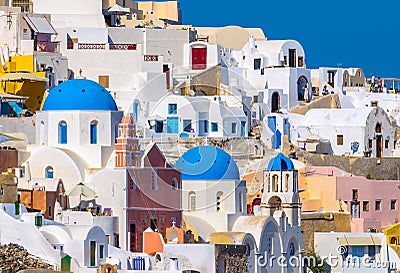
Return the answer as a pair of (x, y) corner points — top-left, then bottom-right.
(188, 90), (196, 96)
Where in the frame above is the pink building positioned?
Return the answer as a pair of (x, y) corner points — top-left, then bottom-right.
(300, 166), (400, 232)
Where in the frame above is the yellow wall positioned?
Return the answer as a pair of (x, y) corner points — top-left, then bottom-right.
(0, 55), (47, 111)
(384, 223), (400, 258)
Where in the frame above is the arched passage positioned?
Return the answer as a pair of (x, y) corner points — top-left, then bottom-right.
(271, 92), (280, 113)
(297, 76), (308, 101)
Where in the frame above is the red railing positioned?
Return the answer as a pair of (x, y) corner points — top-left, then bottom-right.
(109, 44), (137, 50)
(78, 43), (106, 50)
(144, 55), (158, 62)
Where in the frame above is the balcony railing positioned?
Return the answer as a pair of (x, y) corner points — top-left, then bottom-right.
(109, 44), (137, 50)
(35, 41), (60, 53)
(77, 43), (106, 50)
(144, 55), (158, 62)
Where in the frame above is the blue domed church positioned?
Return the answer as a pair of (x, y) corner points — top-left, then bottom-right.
(176, 149), (303, 273)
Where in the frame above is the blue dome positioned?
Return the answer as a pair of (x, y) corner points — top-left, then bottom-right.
(175, 146), (240, 181)
(42, 79), (118, 111)
(267, 153), (294, 171)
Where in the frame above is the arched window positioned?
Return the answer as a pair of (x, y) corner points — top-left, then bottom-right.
(90, 120), (98, 144)
(58, 121), (67, 144)
(285, 174), (290, 192)
(171, 177), (179, 190)
(45, 166), (54, 179)
(272, 175), (279, 192)
(375, 123), (382, 133)
(216, 191), (224, 212)
(188, 192), (196, 211)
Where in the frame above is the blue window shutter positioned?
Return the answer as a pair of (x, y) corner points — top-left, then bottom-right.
(59, 123), (67, 144)
(90, 123), (97, 144)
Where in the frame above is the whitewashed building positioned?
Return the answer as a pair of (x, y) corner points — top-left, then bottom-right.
(289, 107), (395, 157)
(148, 93), (248, 138)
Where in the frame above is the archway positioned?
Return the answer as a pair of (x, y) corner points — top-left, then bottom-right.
(376, 123), (382, 157)
(297, 76), (308, 101)
(271, 92), (280, 113)
(268, 196), (282, 216)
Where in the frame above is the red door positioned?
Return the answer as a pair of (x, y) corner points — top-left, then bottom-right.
(163, 64), (170, 89)
(192, 47), (207, 70)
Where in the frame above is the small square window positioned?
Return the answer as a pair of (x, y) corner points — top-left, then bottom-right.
(211, 122), (218, 132)
(231, 122), (237, 134)
(168, 103), (177, 115)
(352, 189), (358, 200)
(337, 135), (343, 146)
(363, 201), (369, 212)
(254, 58), (261, 70)
(391, 200), (397, 210)
(375, 200), (381, 211)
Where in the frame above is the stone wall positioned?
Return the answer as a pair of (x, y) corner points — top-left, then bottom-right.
(296, 150), (400, 180)
(301, 212), (351, 254)
(289, 94), (341, 115)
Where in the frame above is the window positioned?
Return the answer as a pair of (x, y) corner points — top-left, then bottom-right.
(254, 58), (261, 70)
(371, 101), (378, 107)
(48, 206), (52, 217)
(391, 200), (397, 210)
(285, 174), (289, 192)
(368, 246), (376, 259)
(298, 56), (304, 67)
(231, 122), (237, 134)
(369, 139), (373, 149)
(375, 200), (381, 211)
(99, 245), (105, 259)
(351, 246), (365, 258)
(272, 175), (279, 192)
(385, 139), (389, 149)
(183, 119), (192, 132)
(337, 135), (343, 146)
(58, 121), (67, 144)
(211, 122), (218, 132)
(352, 189), (358, 200)
(35, 216), (42, 227)
(155, 120), (163, 133)
(171, 177), (179, 190)
(189, 192), (196, 211)
(168, 103), (177, 115)
(204, 120), (208, 133)
(90, 241), (96, 266)
(45, 166), (54, 179)
(216, 191), (223, 212)
(363, 201), (369, 211)
(90, 121), (98, 144)
(239, 191), (244, 212)
(253, 95), (258, 103)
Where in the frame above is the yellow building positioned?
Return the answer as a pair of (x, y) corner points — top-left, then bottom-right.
(102, 0), (182, 27)
(0, 55), (48, 111)
(384, 223), (400, 258)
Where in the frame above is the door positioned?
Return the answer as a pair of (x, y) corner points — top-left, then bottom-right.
(192, 47), (207, 70)
(240, 121), (246, 136)
(167, 117), (178, 134)
(163, 64), (170, 89)
(129, 221), (136, 252)
(376, 135), (382, 157)
(288, 49), (296, 67)
(328, 70), (335, 88)
(90, 241), (96, 266)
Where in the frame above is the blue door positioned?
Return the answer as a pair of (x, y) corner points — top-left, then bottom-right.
(167, 117), (178, 134)
(241, 121), (246, 136)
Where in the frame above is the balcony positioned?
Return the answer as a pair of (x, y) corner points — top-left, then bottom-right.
(35, 41), (60, 53)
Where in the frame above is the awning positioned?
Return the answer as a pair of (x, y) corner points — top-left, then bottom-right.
(0, 73), (49, 82)
(24, 15), (57, 35)
(0, 92), (28, 101)
(337, 236), (381, 246)
(104, 4), (130, 15)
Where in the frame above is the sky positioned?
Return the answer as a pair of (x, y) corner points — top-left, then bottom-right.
(180, 0), (400, 78)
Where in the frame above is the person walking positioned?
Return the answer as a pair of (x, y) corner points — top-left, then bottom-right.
(370, 73), (375, 92)
(378, 77), (383, 93)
